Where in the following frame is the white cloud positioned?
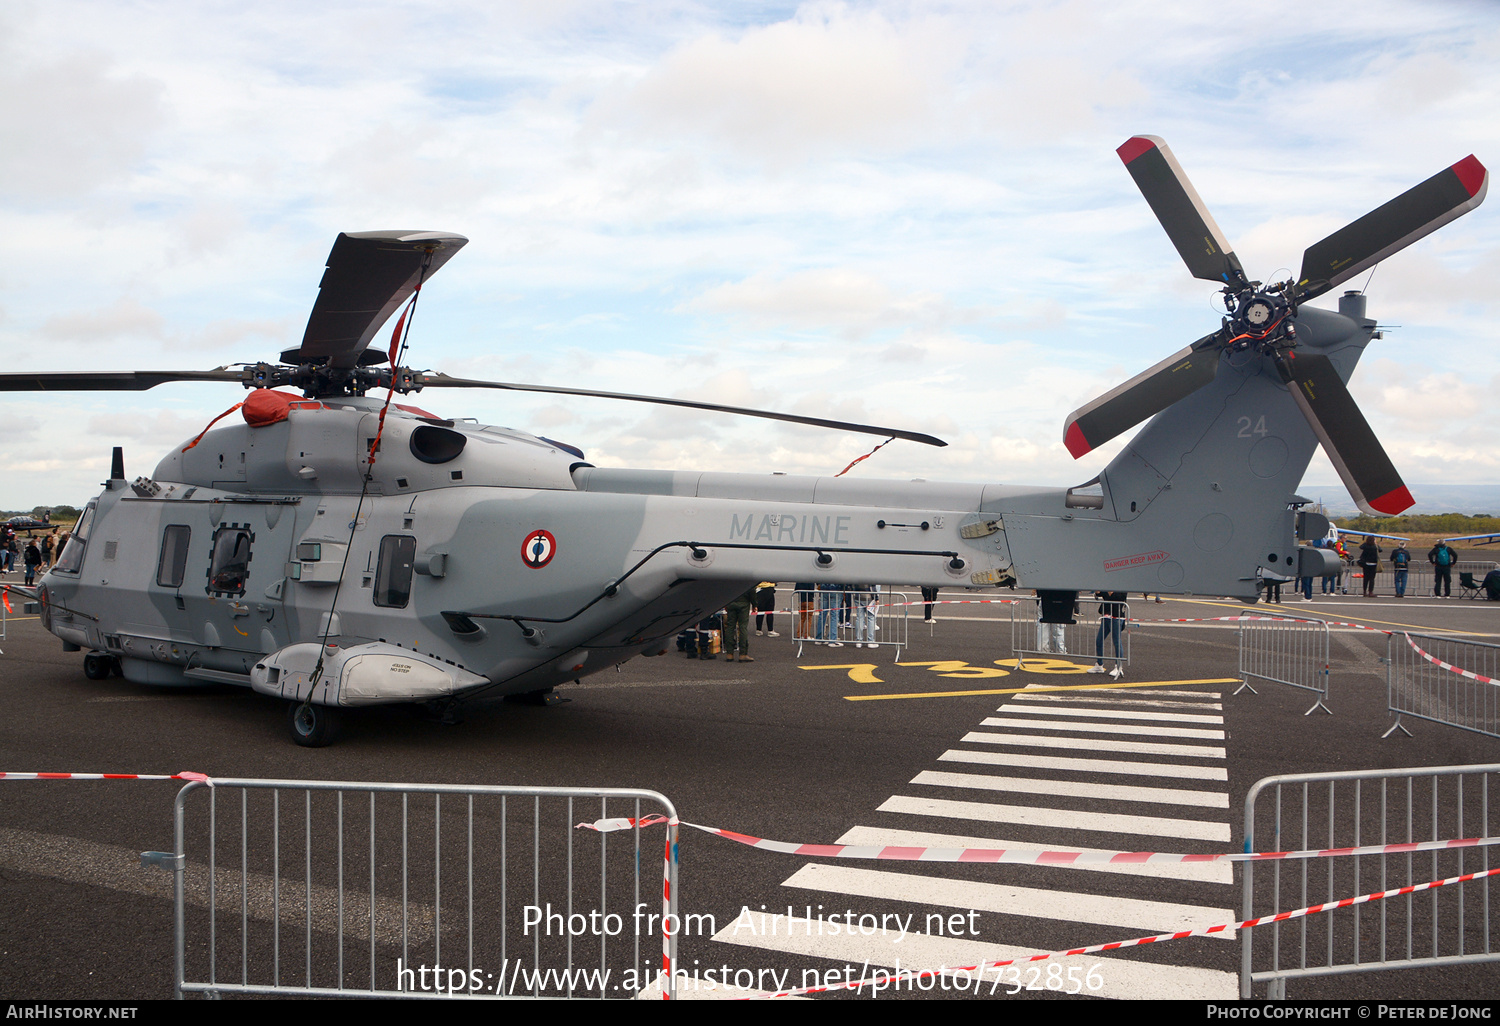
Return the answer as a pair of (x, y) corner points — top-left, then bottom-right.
(42, 299), (165, 344)
(0, 18), (164, 200)
(688, 268), (965, 337)
(598, 3), (943, 163)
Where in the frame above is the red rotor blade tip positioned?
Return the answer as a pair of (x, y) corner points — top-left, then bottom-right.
(1369, 486), (1415, 517)
(1116, 136), (1160, 165)
(1452, 155), (1488, 199)
(1064, 421), (1093, 459)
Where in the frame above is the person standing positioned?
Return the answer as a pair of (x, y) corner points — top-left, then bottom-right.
(1033, 591), (1066, 654)
(852, 584), (880, 649)
(1429, 540), (1458, 598)
(920, 585), (938, 623)
(817, 582), (843, 647)
(794, 582), (816, 639)
(1391, 541), (1411, 598)
(723, 586), (755, 662)
(23, 539), (41, 586)
(1088, 591), (1128, 676)
(753, 582), (779, 637)
(1359, 537), (1381, 598)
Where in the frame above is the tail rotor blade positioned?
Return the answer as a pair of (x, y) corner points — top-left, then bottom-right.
(1063, 335), (1222, 458)
(1118, 136), (1245, 284)
(1272, 350), (1412, 516)
(1297, 156), (1488, 302)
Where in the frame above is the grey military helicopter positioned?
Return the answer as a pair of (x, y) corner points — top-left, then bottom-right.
(3, 137), (1486, 745)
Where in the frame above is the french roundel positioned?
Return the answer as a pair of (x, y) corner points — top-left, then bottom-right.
(522, 529), (556, 569)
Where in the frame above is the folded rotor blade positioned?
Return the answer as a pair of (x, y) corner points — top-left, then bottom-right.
(295, 230), (469, 370)
(1297, 156), (1488, 302)
(1118, 136), (1245, 284)
(0, 369), (244, 391)
(1062, 335), (1222, 458)
(1272, 350), (1412, 516)
(418, 372), (946, 447)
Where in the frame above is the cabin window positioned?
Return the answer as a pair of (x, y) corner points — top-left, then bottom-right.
(156, 525), (191, 588)
(52, 502), (96, 575)
(207, 525), (253, 596)
(373, 535), (417, 608)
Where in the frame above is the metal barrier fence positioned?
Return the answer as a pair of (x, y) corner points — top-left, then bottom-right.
(1008, 596), (1129, 672)
(1241, 764), (1500, 999)
(1237, 615), (1331, 715)
(794, 588), (909, 661)
(1386, 632), (1500, 741)
(1311, 560), (1499, 599)
(156, 778), (679, 1000)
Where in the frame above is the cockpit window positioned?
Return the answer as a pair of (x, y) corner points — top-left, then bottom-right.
(207, 525), (253, 596)
(52, 502), (95, 574)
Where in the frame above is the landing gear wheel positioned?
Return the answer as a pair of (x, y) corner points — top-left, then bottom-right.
(287, 701), (341, 747)
(83, 652), (114, 680)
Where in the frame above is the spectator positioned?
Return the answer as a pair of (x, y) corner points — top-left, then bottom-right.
(1429, 540), (1458, 598)
(723, 586), (755, 662)
(1087, 591), (1128, 677)
(852, 584), (880, 649)
(753, 582), (779, 637)
(794, 582), (815, 639)
(23, 540), (41, 586)
(1391, 541), (1411, 598)
(1358, 537), (1380, 598)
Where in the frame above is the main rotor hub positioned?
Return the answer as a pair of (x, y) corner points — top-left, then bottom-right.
(1222, 280), (1296, 353)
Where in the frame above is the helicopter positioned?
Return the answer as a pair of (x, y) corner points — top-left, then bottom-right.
(3, 137), (1486, 745)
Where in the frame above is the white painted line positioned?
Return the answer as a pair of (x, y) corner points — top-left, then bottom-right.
(938, 748), (1228, 781)
(833, 825), (1234, 884)
(1022, 689), (1224, 700)
(961, 731), (1225, 759)
(979, 717), (1225, 740)
(711, 912), (1237, 999)
(1000, 705), (1223, 725)
(879, 794), (1232, 842)
(911, 770), (1229, 809)
(780, 864), (1236, 940)
(1012, 693), (1223, 712)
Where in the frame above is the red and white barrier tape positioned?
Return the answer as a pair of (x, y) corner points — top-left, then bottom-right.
(1402, 633), (1500, 686)
(748, 864), (1500, 999)
(1, 771), (212, 786)
(579, 815), (1492, 865)
(1132, 613), (1391, 634)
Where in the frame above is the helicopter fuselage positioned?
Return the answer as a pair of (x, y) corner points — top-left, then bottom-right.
(41, 300), (1360, 711)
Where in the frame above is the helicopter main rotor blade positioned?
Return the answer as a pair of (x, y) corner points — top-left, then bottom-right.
(1118, 136), (1245, 284)
(418, 372), (947, 448)
(1062, 333), (1222, 458)
(1272, 350), (1412, 516)
(1296, 156), (1488, 302)
(293, 230), (469, 370)
(0, 369), (244, 391)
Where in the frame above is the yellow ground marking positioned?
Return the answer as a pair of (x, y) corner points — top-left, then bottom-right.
(843, 677), (1241, 702)
(1157, 597), (1488, 638)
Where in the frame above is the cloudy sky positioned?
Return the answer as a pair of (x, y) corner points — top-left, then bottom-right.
(2, 0), (1497, 513)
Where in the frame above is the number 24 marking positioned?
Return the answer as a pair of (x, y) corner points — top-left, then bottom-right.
(1237, 416), (1268, 438)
